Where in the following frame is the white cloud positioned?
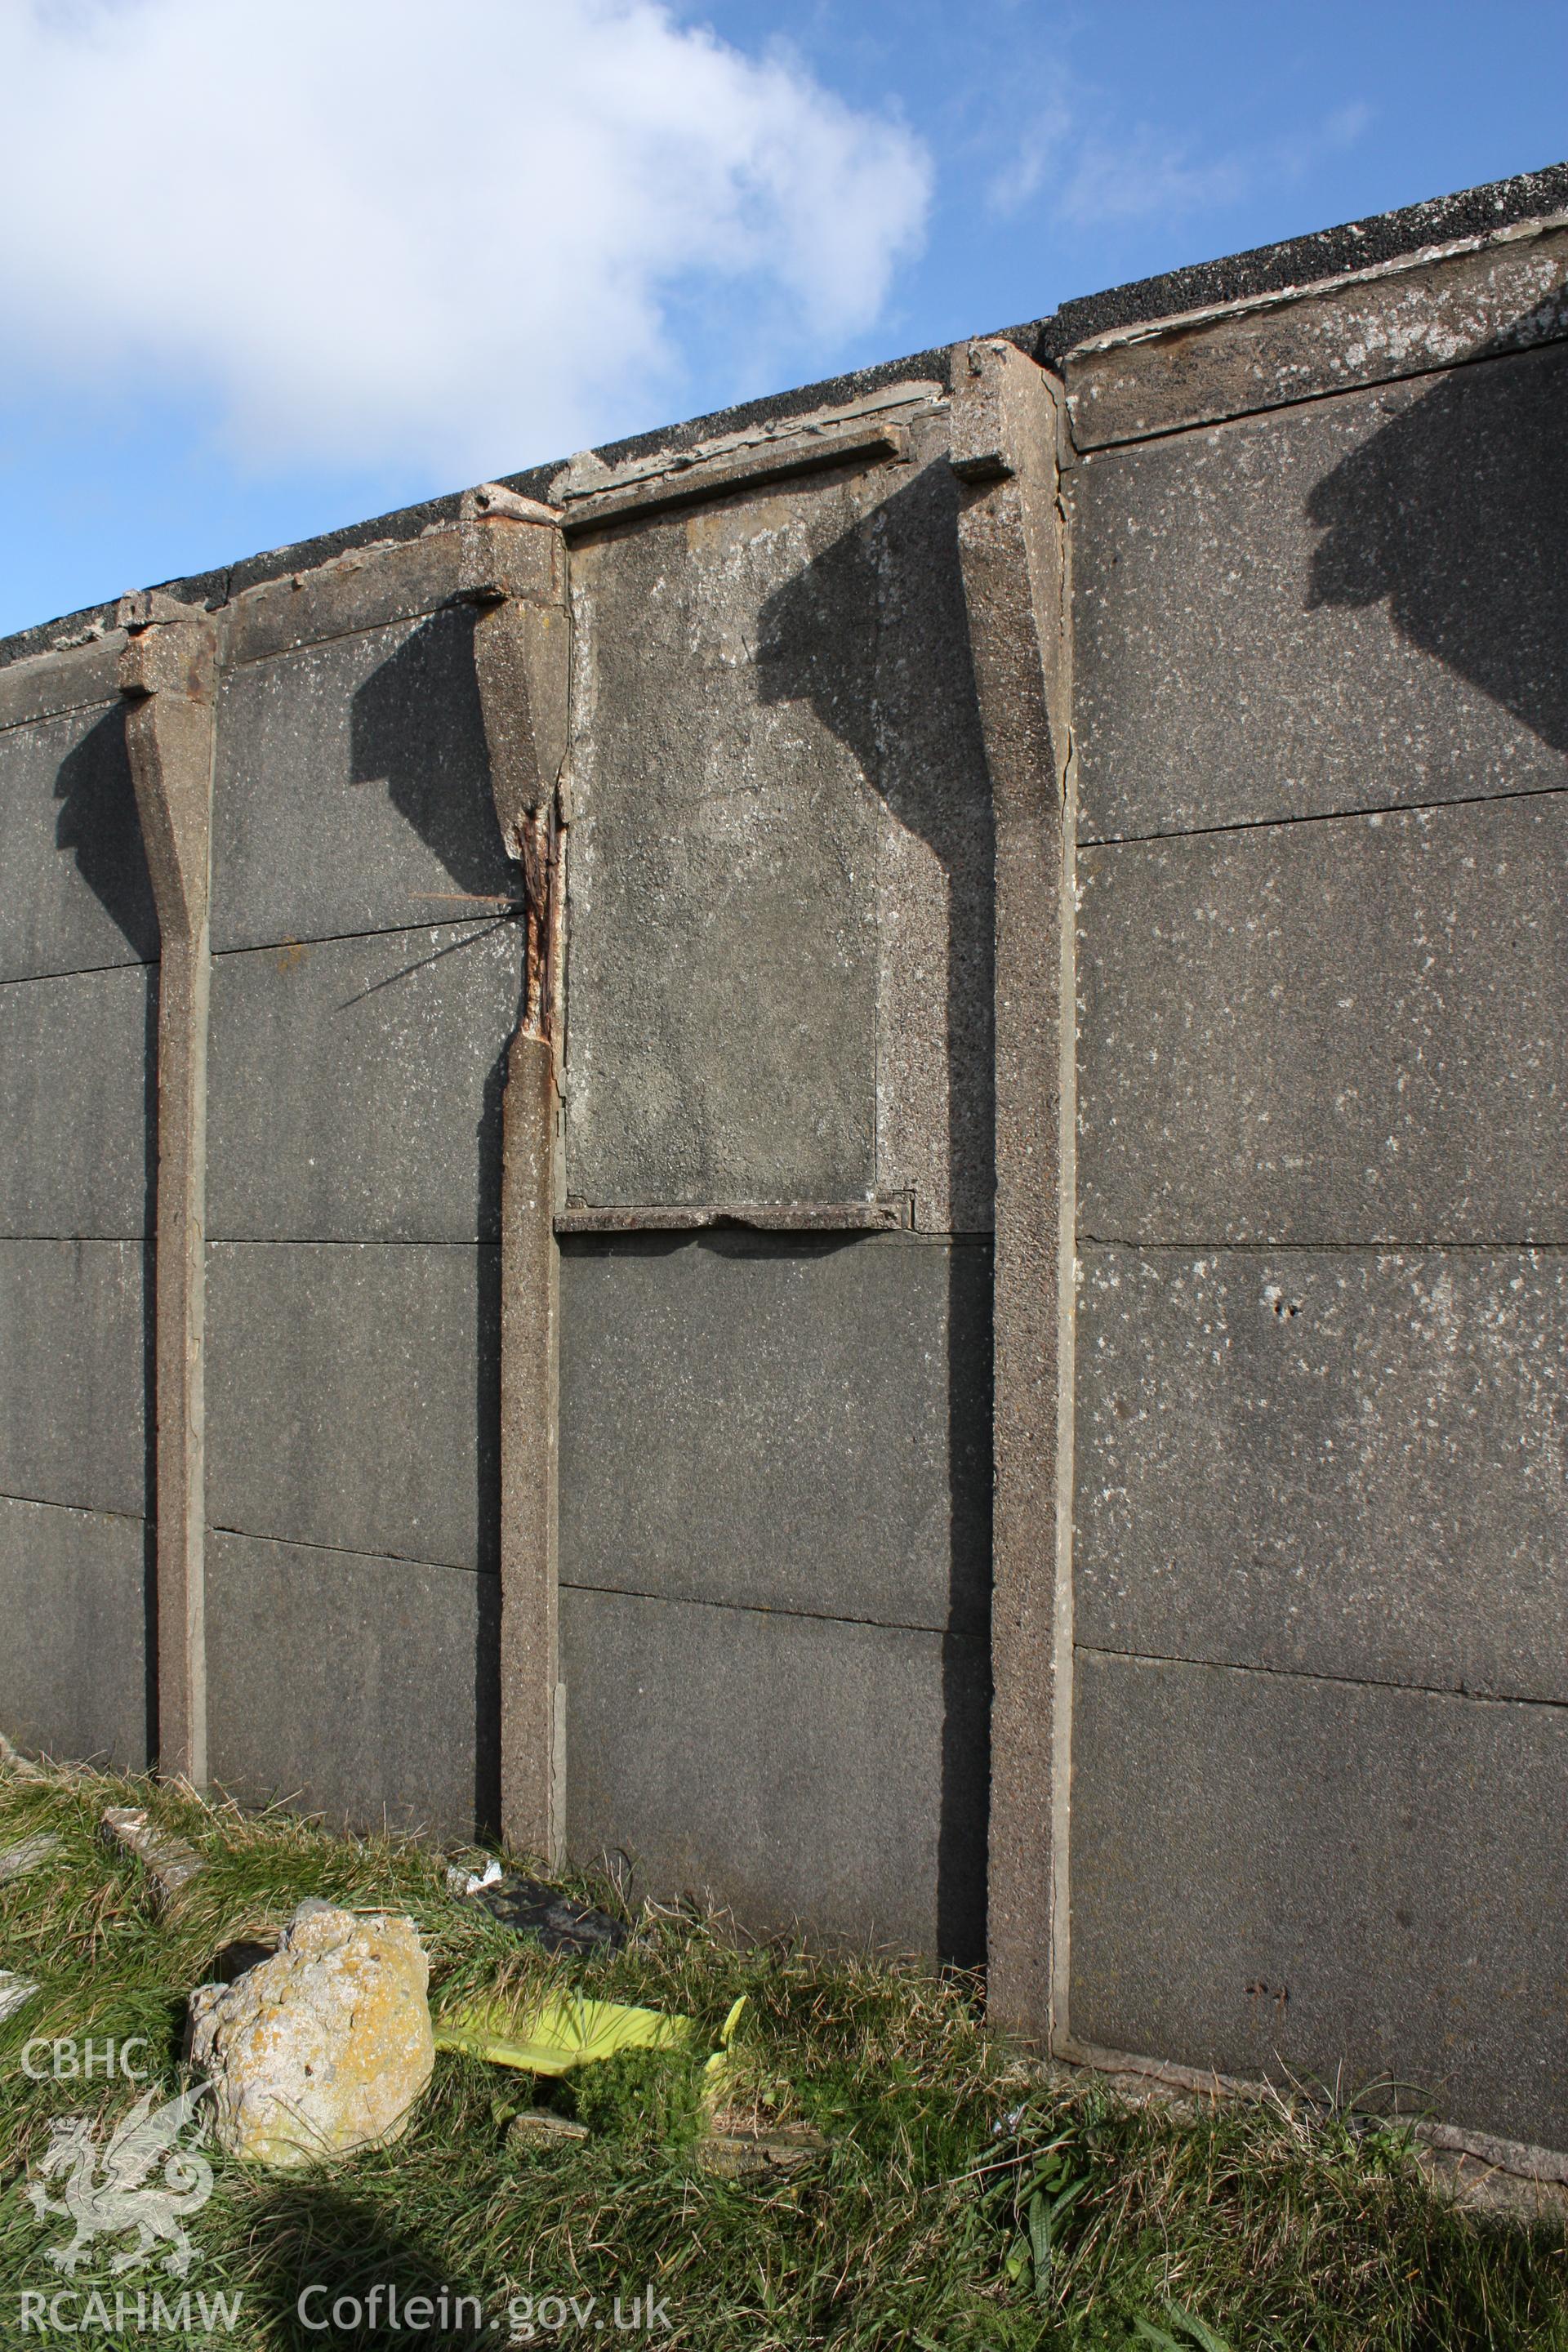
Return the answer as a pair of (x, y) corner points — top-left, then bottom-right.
(982, 77), (1375, 242)
(1056, 127), (1249, 229)
(983, 90), (1073, 219)
(0, 0), (930, 477)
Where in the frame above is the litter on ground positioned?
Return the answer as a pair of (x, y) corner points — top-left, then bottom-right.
(434, 1991), (747, 2082)
(449, 1859), (629, 1958)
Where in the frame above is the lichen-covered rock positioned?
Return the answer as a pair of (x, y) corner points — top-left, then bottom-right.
(188, 1900), (433, 2168)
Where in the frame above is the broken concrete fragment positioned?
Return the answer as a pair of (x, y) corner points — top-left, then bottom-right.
(188, 1900), (434, 2170)
(508, 2109), (590, 2153)
(0, 1733), (45, 1780)
(696, 2123), (826, 2179)
(100, 1807), (204, 1900)
(0, 1831), (60, 1882)
(0, 1970), (38, 2023)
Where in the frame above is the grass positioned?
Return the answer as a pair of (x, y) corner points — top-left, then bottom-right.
(0, 1762), (1563, 2350)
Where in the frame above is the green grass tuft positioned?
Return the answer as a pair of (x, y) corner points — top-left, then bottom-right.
(0, 1762), (1562, 2348)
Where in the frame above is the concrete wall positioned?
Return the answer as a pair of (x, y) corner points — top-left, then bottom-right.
(0, 649), (156, 1766)
(1063, 221), (1568, 2153)
(201, 576), (521, 1839)
(2, 161), (1566, 2163)
(555, 396), (995, 1958)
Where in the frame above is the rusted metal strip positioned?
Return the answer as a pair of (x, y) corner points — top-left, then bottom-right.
(118, 590), (219, 1787)
(949, 341), (1075, 2046)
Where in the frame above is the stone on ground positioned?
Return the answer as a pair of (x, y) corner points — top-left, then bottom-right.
(188, 1899), (434, 2168)
(0, 1831), (59, 1882)
(508, 2109), (590, 2151)
(100, 1806), (204, 1899)
(0, 1970), (37, 2023)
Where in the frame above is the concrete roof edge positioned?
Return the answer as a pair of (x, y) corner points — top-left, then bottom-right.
(1032, 155), (1568, 365)
(4, 154), (1566, 671)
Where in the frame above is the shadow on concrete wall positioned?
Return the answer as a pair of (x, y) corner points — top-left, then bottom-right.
(351, 609), (524, 1839)
(756, 461), (996, 1963)
(53, 705), (159, 961)
(350, 604), (519, 902)
(53, 709), (163, 1760)
(1306, 320), (1568, 755)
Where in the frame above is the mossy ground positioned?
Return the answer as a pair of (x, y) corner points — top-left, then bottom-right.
(0, 1762), (1562, 2350)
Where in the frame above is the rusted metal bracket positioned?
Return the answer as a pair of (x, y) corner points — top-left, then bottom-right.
(118, 588), (219, 1788)
(460, 486), (571, 1864)
(949, 341), (1075, 2047)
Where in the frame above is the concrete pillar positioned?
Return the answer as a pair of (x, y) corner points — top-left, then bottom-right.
(460, 486), (570, 1861)
(118, 590), (219, 1788)
(949, 342), (1075, 2042)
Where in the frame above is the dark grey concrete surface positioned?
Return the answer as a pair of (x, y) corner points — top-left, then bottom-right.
(0, 1242), (148, 1516)
(207, 920), (520, 1243)
(1076, 1245), (1568, 1702)
(567, 439), (993, 1225)
(1074, 344), (1568, 841)
(207, 1242), (498, 1572)
(211, 611), (516, 953)
(0, 704), (157, 982)
(0, 1495), (149, 1767)
(559, 1233), (990, 1633)
(206, 1530), (497, 1838)
(1077, 793), (1568, 1245)
(1069, 1649), (1568, 2151)
(0, 968), (154, 1238)
(560, 1584), (988, 1961)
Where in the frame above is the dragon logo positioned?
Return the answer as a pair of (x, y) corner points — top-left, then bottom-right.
(25, 2084), (214, 2277)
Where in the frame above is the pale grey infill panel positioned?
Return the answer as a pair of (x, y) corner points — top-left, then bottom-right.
(207, 921), (522, 1245)
(0, 967), (154, 1240)
(0, 1241), (148, 1517)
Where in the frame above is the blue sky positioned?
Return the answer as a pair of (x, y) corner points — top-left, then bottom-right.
(2, 0), (1565, 639)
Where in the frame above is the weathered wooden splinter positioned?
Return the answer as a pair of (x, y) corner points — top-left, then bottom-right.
(459, 483), (571, 1862)
(118, 590), (220, 1788)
